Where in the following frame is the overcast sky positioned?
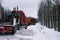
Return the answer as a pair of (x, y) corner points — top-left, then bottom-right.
(2, 0), (42, 18)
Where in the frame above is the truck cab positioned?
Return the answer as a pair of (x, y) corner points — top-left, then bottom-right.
(12, 10), (28, 29)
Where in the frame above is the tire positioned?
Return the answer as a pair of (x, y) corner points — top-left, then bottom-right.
(25, 26), (27, 29)
(17, 25), (20, 30)
(16, 24), (19, 30)
(12, 27), (16, 35)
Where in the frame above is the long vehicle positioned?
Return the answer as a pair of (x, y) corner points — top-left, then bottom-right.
(0, 7), (37, 34)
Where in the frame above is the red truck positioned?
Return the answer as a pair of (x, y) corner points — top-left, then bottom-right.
(0, 7), (37, 34)
(0, 6), (27, 34)
(12, 10), (27, 29)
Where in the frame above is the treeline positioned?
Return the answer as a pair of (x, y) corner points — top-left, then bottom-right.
(0, 3), (11, 22)
(38, 0), (60, 32)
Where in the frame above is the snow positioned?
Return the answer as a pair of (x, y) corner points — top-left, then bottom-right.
(51, 0), (56, 5)
(27, 23), (60, 40)
(0, 23), (60, 40)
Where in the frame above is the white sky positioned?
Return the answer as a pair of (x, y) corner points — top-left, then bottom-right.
(2, 0), (42, 18)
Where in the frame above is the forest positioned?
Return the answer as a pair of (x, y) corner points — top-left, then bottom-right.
(38, 0), (60, 32)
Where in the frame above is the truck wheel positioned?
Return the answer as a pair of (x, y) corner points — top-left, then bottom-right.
(12, 27), (16, 35)
(25, 26), (27, 29)
(12, 30), (16, 35)
(17, 25), (20, 30)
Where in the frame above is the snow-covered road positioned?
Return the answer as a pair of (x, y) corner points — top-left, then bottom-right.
(0, 29), (34, 40)
(0, 23), (60, 40)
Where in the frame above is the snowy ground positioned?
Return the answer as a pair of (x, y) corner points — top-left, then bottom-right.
(0, 23), (60, 40)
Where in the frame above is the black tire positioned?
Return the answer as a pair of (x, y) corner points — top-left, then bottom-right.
(17, 25), (20, 30)
(12, 27), (16, 35)
(25, 26), (27, 29)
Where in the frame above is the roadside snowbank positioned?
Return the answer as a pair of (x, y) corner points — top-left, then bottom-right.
(27, 23), (60, 40)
